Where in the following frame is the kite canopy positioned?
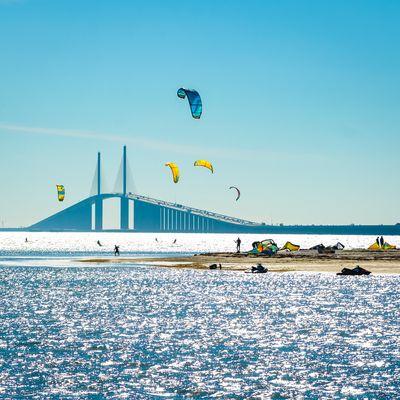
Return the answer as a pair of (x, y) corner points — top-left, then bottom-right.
(229, 186), (240, 201)
(56, 185), (65, 202)
(368, 241), (396, 251)
(280, 241), (300, 251)
(194, 160), (213, 173)
(177, 88), (202, 119)
(165, 162), (180, 183)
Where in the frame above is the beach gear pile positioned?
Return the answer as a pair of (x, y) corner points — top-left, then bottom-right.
(249, 239), (301, 255)
(310, 242), (345, 254)
(337, 265), (371, 276)
(249, 239), (279, 255)
(368, 242), (396, 251)
(249, 264), (268, 273)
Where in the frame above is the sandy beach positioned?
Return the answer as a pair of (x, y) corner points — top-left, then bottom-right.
(79, 249), (400, 274)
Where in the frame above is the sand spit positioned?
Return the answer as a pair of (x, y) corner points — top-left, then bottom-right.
(78, 249), (400, 274)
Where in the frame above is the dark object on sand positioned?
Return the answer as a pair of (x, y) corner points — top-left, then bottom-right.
(311, 242), (344, 254)
(247, 263), (268, 273)
(318, 246), (335, 254)
(310, 243), (324, 250)
(337, 265), (371, 276)
(209, 263), (222, 270)
(310, 243), (325, 251)
(333, 242), (345, 250)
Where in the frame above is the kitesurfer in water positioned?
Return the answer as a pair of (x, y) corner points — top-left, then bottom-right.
(114, 245), (120, 256)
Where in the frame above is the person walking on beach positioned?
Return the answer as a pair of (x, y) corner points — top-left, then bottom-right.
(114, 245), (120, 256)
(380, 236), (384, 247)
(235, 237), (242, 253)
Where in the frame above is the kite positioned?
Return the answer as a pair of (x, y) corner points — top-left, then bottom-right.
(280, 241), (300, 252)
(56, 185), (65, 202)
(194, 160), (213, 173)
(177, 88), (202, 119)
(165, 162), (180, 183)
(229, 186), (241, 201)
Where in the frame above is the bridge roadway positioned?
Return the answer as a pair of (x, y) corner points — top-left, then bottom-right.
(128, 193), (258, 226)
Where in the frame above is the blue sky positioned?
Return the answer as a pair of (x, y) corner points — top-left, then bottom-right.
(0, 0), (399, 227)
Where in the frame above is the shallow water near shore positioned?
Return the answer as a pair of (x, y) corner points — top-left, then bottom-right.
(0, 232), (399, 398)
(1, 262), (400, 398)
(1, 231), (400, 258)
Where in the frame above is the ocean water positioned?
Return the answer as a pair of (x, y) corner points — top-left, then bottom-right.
(1, 232), (399, 257)
(0, 232), (399, 398)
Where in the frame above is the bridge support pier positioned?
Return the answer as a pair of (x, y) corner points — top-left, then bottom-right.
(120, 197), (129, 230)
(95, 196), (103, 230)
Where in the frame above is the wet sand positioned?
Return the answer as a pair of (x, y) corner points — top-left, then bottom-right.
(79, 249), (400, 274)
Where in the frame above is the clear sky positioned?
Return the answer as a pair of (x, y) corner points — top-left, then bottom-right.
(0, 0), (399, 227)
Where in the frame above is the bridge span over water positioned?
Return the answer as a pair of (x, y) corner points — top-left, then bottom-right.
(29, 192), (261, 233)
(28, 146), (400, 235)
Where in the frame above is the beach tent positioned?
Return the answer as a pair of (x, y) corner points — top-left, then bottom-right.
(280, 241), (300, 251)
(249, 239), (279, 255)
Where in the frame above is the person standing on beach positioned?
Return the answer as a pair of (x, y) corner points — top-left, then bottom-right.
(376, 237), (380, 246)
(114, 245), (120, 256)
(235, 237), (242, 253)
(380, 236), (384, 247)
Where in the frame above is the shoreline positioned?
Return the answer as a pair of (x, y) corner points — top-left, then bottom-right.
(78, 249), (400, 274)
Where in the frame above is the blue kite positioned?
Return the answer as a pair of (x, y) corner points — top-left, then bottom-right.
(177, 88), (202, 119)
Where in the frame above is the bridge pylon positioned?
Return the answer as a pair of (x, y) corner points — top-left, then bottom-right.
(95, 151), (103, 230)
(120, 145), (129, 230)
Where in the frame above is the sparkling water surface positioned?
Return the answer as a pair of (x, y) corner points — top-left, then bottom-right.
(1, 232), (400, 256)
(0, 233), (399, 398)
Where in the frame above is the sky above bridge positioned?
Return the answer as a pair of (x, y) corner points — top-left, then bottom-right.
(0, 0), (399, 227)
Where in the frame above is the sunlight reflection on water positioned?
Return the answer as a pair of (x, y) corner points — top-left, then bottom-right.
(0, 264), (399, 398)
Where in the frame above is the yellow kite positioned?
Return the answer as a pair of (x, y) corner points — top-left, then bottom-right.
(56, 185), (65, 202)
(165, 163), (180, 183)
(281, 241), (300, 251)
(194, 159), (214, 173)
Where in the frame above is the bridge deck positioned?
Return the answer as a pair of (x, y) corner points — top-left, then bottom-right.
(128, 193), (259, 226)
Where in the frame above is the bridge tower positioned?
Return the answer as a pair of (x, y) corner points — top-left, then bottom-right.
(95, 152), (103, 230)
(120, 145), (129, 230)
